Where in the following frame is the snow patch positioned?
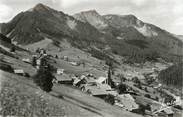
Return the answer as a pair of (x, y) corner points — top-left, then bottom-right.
(67, 18), (77, 30)
(135, 24), (158, 37)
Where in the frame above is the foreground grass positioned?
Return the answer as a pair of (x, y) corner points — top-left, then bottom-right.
(0, 77), (65, 117)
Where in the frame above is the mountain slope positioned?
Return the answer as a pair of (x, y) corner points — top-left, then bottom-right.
(103, 14), (183, 57)
(74, 10), (109, 30)
(74, 11), (183, 62)
(0, 4), (105, 46)
(1, 4), (183, 63)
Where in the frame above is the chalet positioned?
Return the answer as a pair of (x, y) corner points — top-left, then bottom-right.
(107, 90), (118, 96)
(69, 61), (79, 66)
(115, 94), (139, 111)
(14, 69), (25, 76)
(40, 49), (46, 55)
(81, 83), (112, 98)
(57, 69), (64, 75)
(73, 77), (87, 87)
(63, 56), (68, 61)
(156, 107), (174, 117)
(154, 83), (162, 89)
(36, 65), (40, 69)
(95, 76), (107, 84)
(112, 77), (121, 86)
(32, 55), (38, 57)
(162, 108), (174, 117)
(55, 74), (73, 85)
(43, 53), (48, 56)
(22, 58), (31, 63)
(36, 59), (41, 66)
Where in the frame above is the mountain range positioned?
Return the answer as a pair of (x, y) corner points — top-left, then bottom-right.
(0, 3), (182, 63)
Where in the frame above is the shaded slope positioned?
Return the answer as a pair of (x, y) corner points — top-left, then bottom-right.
(1, 4), (104, 46)
(158, 62), (183, 89)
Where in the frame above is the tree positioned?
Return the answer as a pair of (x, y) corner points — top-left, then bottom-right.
(138, 105), (146, 115)
(132, 77), (142, 89)
(40, 57), (47, 67)
(132, 104), (146, 115)
(144, 94), (151, 98)
(146, 104), (151, 111)
(104, 94), (115, 105)
(33, 66), (55, 92)
(117, 83), (127, 94)
(144, 87), (148, 92)
(117, 74), (126, 82)
(10, 46), (15, 52)
(107, 67), (115, 88)
(55, 55), (58, 59)
(32, 56), (37, 67)
(132, 77), (141, 84)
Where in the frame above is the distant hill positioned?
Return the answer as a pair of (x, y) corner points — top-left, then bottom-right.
(176, 35), (183, 42)
(158, 62), (183, 89)
(1, 3), (183, 63)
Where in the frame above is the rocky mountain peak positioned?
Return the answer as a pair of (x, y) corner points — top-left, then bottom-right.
(74, 10), (108, 30)
(29, 3), (51, 12)
(80, 10), (98, 15)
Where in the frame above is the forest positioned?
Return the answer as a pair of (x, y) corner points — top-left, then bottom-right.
(158, 62), (183, 89)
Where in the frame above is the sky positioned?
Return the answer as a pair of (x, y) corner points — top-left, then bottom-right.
(0, 0), (182, 35)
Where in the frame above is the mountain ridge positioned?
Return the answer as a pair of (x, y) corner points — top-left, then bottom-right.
(1, 3), (182, 63)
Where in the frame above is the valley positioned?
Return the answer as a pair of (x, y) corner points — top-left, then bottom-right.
(0, 3), (182, 117)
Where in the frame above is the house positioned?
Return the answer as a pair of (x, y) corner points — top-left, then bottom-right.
(151, 102), (174, 117)
(84, 86), (108, 98)
(40, 49), (46, 55)
(57, 69), (64, 75)
(162, 108), (174, 117)
(14, 69), (25, 76)
(107, 90), (118, 96)
(22, 58), (31, 63)
(73, 76), (88, 87)
(115, 94), (139, 111)
(63, 56), (68, 61)
(36, 65), (40, 69)
(36, 59), (41, 66)
(81, 83), (111, 98)
(55, 74), (73, 85)
(156, 107), (174, 117)
(154, 83), (162, 89)
(112, 77), (121, 86)
(69, 61), (79, 66)
(95, 76), (107, 84)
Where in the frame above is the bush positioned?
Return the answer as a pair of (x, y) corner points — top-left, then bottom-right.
(24, 73), (30, 78)
(144, 94), (151, 98)
(132, 77), (141, 84)
(104, 94), (115, 105)
(117, 83), (127, 94)
(132, 104), (146, 115)
(33, 66), (55, 92)
(0, 63), (13, 73)
(144, 87), (148, 92)
(10, 46), (15, 52)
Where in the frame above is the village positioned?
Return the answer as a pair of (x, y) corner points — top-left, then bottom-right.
(11, 48), (182, 117)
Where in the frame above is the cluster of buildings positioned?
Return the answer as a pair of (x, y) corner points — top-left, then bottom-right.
(54, 69), (140, 111)
(13, 48), (181, 117)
